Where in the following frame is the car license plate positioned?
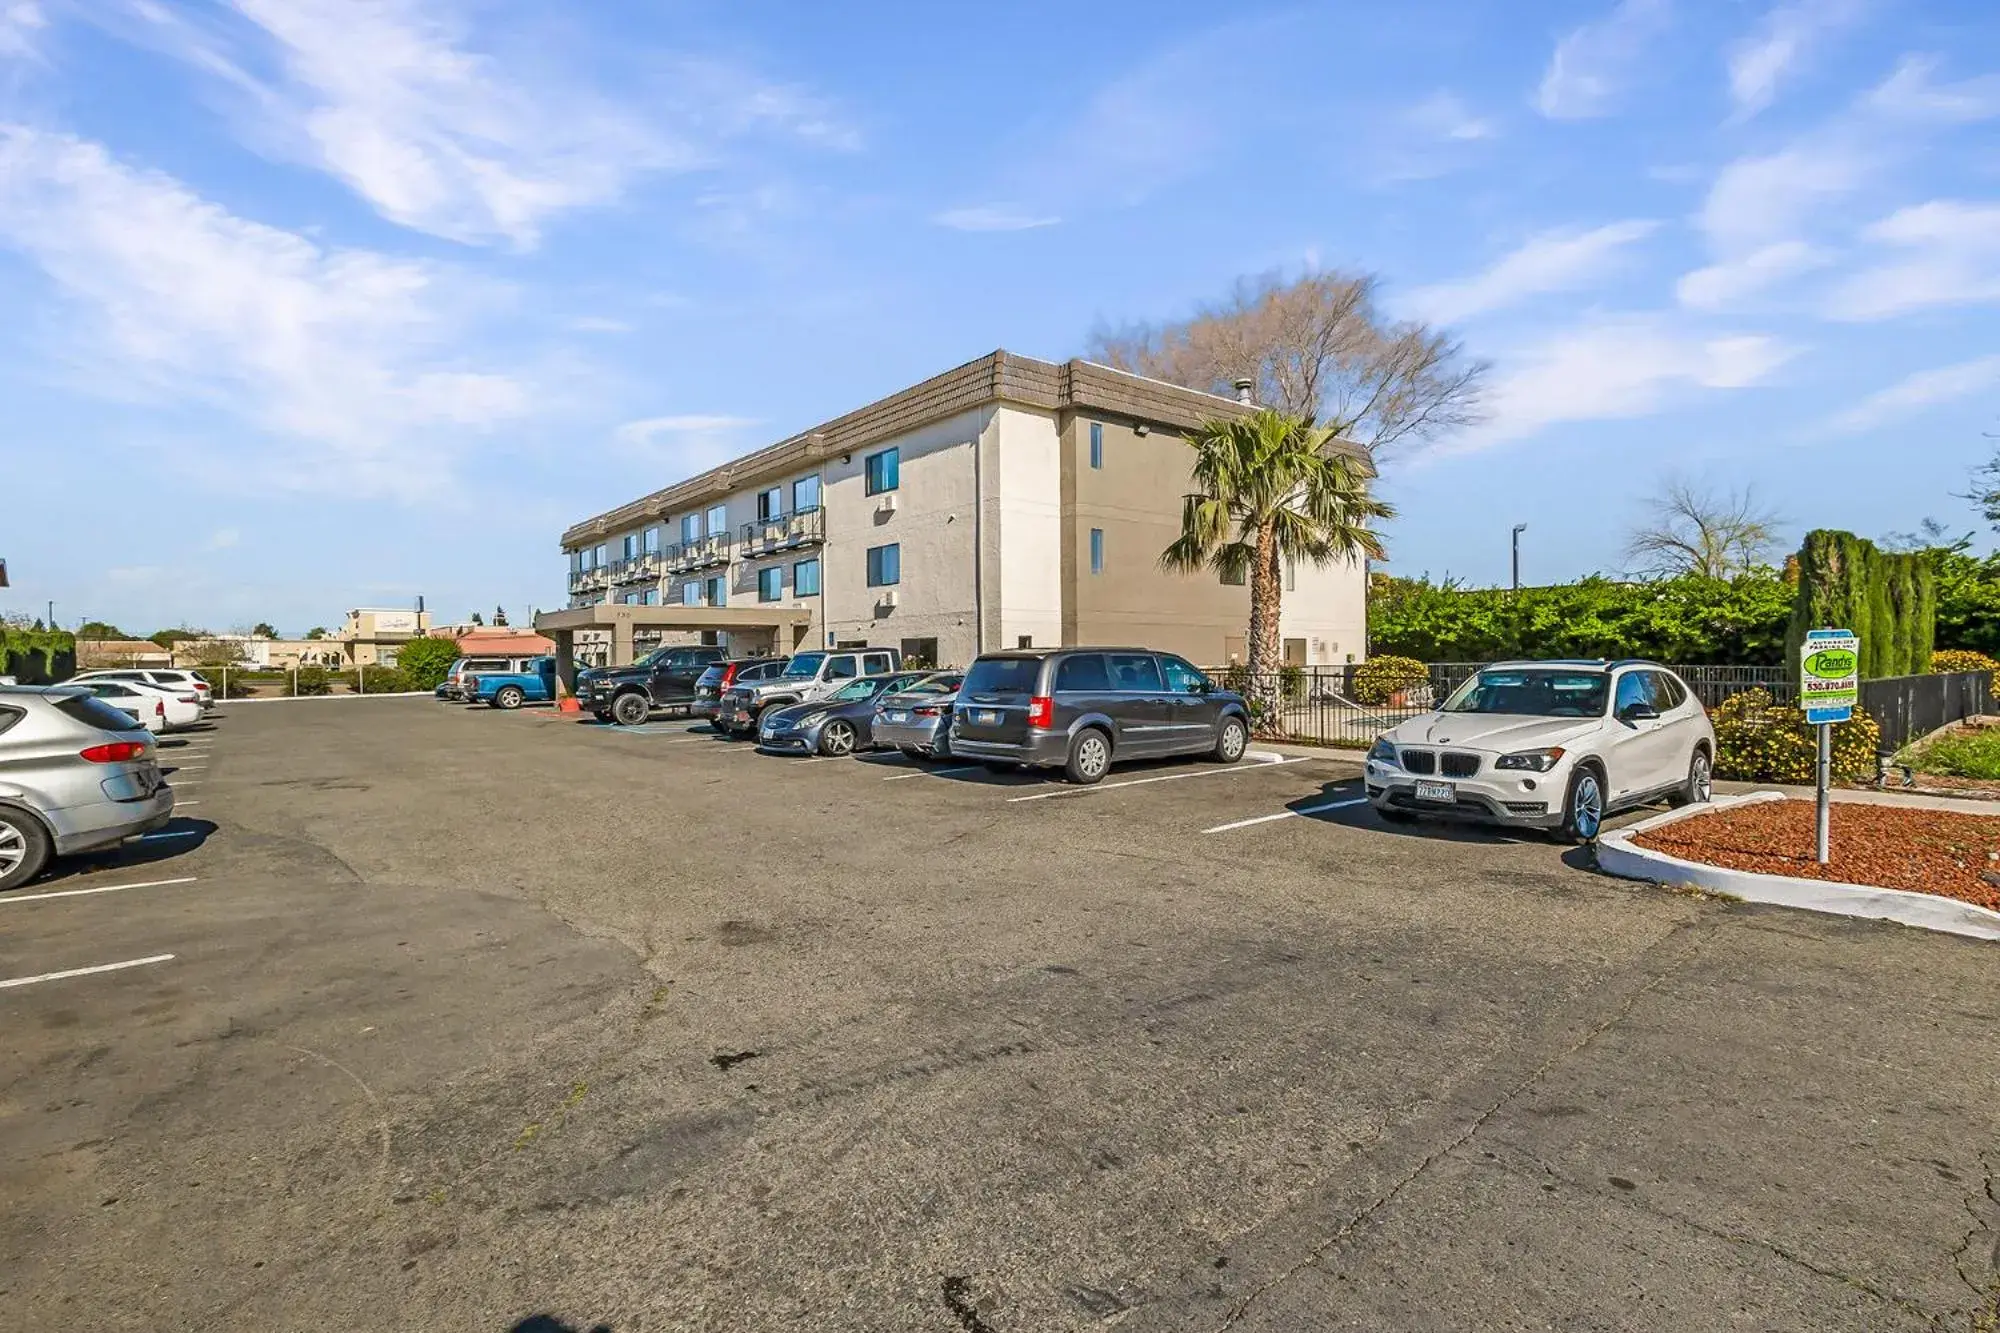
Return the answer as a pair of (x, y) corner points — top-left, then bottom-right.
(976, 709), (999, 725)
(885, 710), (907, 723)
(1414, 780), (1456, 804)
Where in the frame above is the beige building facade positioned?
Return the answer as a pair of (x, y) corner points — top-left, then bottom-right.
(553, 352), (1370, 671)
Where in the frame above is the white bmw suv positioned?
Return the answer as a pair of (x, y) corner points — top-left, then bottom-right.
(1365, 659), (1716, 842)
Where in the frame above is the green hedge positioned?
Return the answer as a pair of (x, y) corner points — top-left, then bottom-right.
(1351, 654), (1428, 704)
(1, 628), (76, 684)
(1369, 572), (1792, 664)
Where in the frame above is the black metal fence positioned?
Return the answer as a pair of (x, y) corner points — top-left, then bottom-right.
(1861, 670), (1993, 753)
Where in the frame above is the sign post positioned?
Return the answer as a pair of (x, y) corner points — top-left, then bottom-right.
(1799, 629), (1860, 865)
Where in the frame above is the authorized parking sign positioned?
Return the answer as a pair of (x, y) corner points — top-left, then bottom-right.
(1800, 629), (1859, 725)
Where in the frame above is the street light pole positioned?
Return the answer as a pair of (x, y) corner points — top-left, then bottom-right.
(1511, 525), (1527, 593)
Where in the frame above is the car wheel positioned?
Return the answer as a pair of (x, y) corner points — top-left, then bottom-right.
(1213, 715), (1248, 764)
(1065, 728), (1112, 785)
(818, 719), (857, 757)
(611, 692), (649, 727)
(494, 686), (525, 710)
(0, 806), (52, 892)
(1559, 765), (1606, 844)
(1669, 747), (1713, 808)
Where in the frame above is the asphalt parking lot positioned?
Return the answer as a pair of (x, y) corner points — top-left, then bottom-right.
(3, 698), (1996, 1332)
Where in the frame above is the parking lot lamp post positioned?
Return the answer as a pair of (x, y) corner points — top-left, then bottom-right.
(1511, 524), (1527, 593)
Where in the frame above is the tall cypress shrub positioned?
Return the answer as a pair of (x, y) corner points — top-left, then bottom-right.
(1787, 531), (1937, 679)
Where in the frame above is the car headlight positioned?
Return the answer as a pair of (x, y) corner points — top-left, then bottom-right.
(1367, 737), (1399, 766)
(798, 711), (826, 727)
(1496, 747), (1565, 772)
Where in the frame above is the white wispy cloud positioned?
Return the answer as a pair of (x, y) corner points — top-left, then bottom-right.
(0, 1), (44, 59)
(1534, 0), (1672, 120)
(1696, 142), (1868, 250)
(1827, 354), (2000, 432)
(1727, 0), (1862, 119)
(1405, 220), (1658, 325)
(1458, 316), (1793, 450)
(1826, 199), (2000, 320)
(931, 205), (1060, 233)
(108, 0), (856, 250)
(1407, 91), (1496, 141)
(1864, 55), (2000, 124)
(1675, 239), (1833, 309)
(612, 414), (759, 477)
(0, 125), (529, 495)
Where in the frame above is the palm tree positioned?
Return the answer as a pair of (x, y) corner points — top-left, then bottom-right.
(1163, 409), (1393, 729)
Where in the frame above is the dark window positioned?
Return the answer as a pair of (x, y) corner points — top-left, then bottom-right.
(54, 693), (147, 732)
(0, 705), (23, 736)
(864, 447), (900, 495)
(757, 486), (783, 520)
(866, 543), (900, 587)
(963, 657), (1042, 697)
(1220, 565), (1246, 587)
(1017, 635), (1032, 649)
(1614, 672), (1651, 715)
(827, 654), (859, 681)
(900, 637), (939, 666)
(1159, 655), (1208, 694)
(1088, 421), (1103, 469)
(757, 566), (783, 602)
(1107, 652), (1165, 692)
(1054, 653), (1110, 692)
(1653, 671), (1688, 709)
(1089, 527), (1104, 575)
(793, 557), (820, 596)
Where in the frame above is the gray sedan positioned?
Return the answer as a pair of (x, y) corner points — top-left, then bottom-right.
(871, 672), (965, 758)
(0, 685), (177, 890)
(756, 671), (934, 756)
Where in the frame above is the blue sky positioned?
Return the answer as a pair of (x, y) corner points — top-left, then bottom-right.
(1, 0), (1996, 635)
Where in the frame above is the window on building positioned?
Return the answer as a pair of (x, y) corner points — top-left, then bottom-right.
(682, 581), (701, 607)
(865, 447), (899, 496)
(642, 589), (659, 606)
(622, 533), (638, 560)
(704, 504), (727, 538)
(900, 637), (939, 667)
(866, 543), (900, 587)
(680, 514), (700, 544)
(793, 474), (821, 511)
(1089, 527), (1104, 575)
(705, 575), (727, 607)
(794, 557), (821, 596)
(1017, 635), (1033, 649)
(644, 527), (660, 554)
(1089, 421), (1103, 469)
(1220, 565), (1246, 587)
(757, 486), (783, 520)
(758, 566), (783, 602)
(569, 550), (582, 572)
(1285, 557), (1296, 592)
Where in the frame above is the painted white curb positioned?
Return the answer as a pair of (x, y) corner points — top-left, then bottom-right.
(1597, 792), (2000, 943)
(218, 691), (436, 704)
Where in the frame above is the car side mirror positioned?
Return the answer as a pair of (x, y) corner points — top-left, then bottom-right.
(1192, 679), (1211, 694)
(1618, 702), (1659, 722)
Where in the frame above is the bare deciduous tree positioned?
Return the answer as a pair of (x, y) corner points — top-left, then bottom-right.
(1087, 269), (1487, 456)
(1624, 478), (1783, 579)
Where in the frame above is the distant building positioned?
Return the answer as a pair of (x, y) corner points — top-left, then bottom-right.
(77, 639), (173, 668)
(338, 607), (432, 667)
(452, 628), (555, 657)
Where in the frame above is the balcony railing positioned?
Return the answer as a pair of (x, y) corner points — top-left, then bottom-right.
(607, 553), (661, 583)
(568, 566), (613, 594)
(665, 533), (732, 574)
(740, 506), (825, 558)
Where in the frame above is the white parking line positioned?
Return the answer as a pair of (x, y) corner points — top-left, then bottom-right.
(1007, 753), (1303, 803)
(2, 876), (198, 906)
(137, 830), (200, 842)
(178, 801), (201, 807)
(170, 764), (207, 771)
(1203, 796), (1368, 834)
(883, 764), (980, 781)
(0, 954), (174, 989)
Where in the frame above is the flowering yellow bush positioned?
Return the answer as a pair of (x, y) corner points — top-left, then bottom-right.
(1930, 648), (2000, 702)
(1352, 655), (1429, 704)
(1711, 688), (1880, 783)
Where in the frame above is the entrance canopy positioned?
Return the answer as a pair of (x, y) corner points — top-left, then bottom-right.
(533, 604), (814, 680)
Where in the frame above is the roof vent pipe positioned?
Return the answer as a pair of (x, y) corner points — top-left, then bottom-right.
(1233, 378), (1255, 405)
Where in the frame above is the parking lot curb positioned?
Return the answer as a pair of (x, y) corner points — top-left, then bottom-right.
(1596, 792), (2000, 943)
(221, 691), (436, 703)
(1250, 741), (1367, 764)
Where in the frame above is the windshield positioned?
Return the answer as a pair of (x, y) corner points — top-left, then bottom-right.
(783, 652), (826, 679)
(1442, 669), (1610, 717)
(903, 673), (962, 696)
(828, 678), (887, 702)
(963, 657), (1041, 697)
(631, 647), (674, 669)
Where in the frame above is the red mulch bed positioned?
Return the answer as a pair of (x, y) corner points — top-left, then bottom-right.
(1634, 799), (2000, 913)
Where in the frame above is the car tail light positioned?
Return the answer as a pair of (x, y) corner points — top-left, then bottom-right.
(913, 705), (942, 717)
(1027, 695), (1054, 728)
(80, 741), (147, 763)
(720, 663), (740, 688)
(155, 700), (166, 716)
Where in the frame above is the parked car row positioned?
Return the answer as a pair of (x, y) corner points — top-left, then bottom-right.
(64, 668), (214, 734)
(0, 680), (192, 890)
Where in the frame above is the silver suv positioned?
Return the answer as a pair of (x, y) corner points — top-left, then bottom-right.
(715, 647), (902, 737)
(0, 685), (178, 890)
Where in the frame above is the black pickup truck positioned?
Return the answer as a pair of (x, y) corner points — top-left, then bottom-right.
(576, 645), (726, 725)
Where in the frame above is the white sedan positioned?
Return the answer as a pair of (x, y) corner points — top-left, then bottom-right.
(1365, 659), (1716, 842)
(71, 668), (214, 710)
(67, 679), (203, 732)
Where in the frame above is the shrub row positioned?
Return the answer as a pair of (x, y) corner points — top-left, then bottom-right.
(1711, 688), (1880, 784)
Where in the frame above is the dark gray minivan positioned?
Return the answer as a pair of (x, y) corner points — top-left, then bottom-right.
(948, 647), (1252, 784)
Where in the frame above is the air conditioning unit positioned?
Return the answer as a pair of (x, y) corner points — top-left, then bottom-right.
(880, 589), (899, 608)
(879, 493), (898, 513)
